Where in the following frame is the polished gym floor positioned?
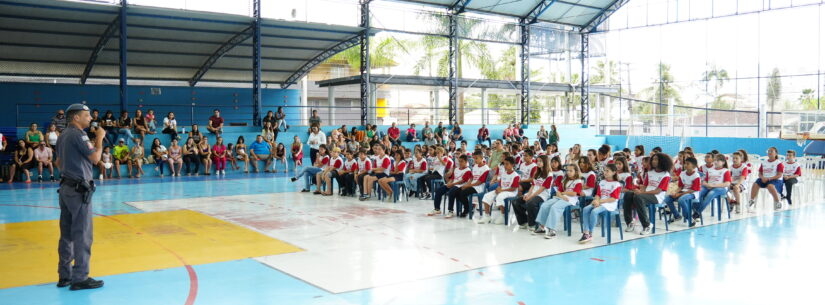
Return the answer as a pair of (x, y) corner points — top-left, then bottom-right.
(1, 173), (823, 305)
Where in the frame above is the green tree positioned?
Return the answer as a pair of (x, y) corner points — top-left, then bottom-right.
(328, 36), (407, 72)
(702, 66), (730, 109)
(639, 63), (682, 114)
(798, 88), (821, 110)
(591, 60), (620, 85)
(766, 68), (782, 112)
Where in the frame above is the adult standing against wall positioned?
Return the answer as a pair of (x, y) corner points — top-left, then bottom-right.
(548, 124), (560, 148)
(56, 103), (105, 291)
(537, 125), (548, 151)
(307, 126), (326, 165)
(51, 109), (67, 133)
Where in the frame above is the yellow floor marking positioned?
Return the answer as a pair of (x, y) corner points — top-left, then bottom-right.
(0, 210), (302, 289)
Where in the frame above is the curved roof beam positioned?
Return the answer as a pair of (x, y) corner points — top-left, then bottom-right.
(280, 34), (361, 89)
(448, 0), (473, 14)
(80, 15), (119, 84)
(581, 0), (631, 33)
(521, 0), (558, 25)
(189, 24), (254, 87)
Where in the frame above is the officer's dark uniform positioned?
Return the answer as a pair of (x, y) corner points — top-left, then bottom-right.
(56, 104), (103, 290)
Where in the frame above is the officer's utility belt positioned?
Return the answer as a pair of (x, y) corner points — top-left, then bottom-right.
(60, 177), (96, 194)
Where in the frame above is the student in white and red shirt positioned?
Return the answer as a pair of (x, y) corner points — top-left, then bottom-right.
(613, 156), (635, 192)
(377, 150), (408, 201)
(577, 158), (598, 197)
(728, 152), (750, 213)
(404, 149), (428, 196)
(623, 153), (673, 235)
(534, 163), (583, 238)
(694, 154), (732, 225)
(337, 150), (359, 196)
(428, 155), (472, 217)
(360, 144), (392, 201)
(455, 151), (490, 218)
(512, 155), (552, 229)
(698, 153), (714, 176)
(749, 147), (785, 211)
(781, 150), (802, 206)
(517, 150), (538, 194)
(580, 164), (623, 243)
(315, 148), (344, 196)
(663, 157), (701, 225)
(355, 149), (373, 197)
(418, 147), (453, 199)
(478, 156), (520, 225)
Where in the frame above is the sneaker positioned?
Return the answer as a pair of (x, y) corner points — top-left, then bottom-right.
(531, 227), (546, 235)
(290, 177), (298, 182)
(426, 209), (441, 216)
(668, 215), (682, 224)
(300, 189), (310, 192)
(69, 277), (104, 291)
(493, 215), (505, 225)
(640, 226), (652, 235)
(748, 200), (756, 211)
(578, 233), (592, 244)
(445, 211), (454, 218)
(774, 201), (782, 210)
(735, 204), (741, 214)
(624, 223), (635, 232)
(459, 212), (469, 218)
(544, 229), (557, 239)
(518, 224), (528, 230)
(37, 175), (42, 182)
(98, 174), (103, 180)
(477, 215), (491, 224)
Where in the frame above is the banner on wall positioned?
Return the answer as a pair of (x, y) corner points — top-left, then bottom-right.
(377, 98), (387, 118)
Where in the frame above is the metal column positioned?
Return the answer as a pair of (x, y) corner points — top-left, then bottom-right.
(447, 14), (458, 125)
(328, 86), (335, 125)
(580, 33), (590, 127)
(481, 88), (488, 125)
(118, 0), (128, 112)
(251, 0), (262, 127)
(359, 0), (371, 126)
(519, 22), (530, 126)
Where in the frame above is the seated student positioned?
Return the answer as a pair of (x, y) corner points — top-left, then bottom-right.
(315, 147), (343, 196)
(336, 150), (358, 196)
(212, 137), (228, 176)
(418, 147), (452, 199)
(199, 137), (213, 176)
(533, 163), (582, 238)
(130, 138), (146, 178)
(113, 139), (131, 178)
(150, 138), (171, 177)
(454, 150), (489, 218)
(387, 123), (401, 146)
(477, 124), (491, 146)
(517, 150), (537, 194)
(207, 109), (224, 135)
(698, 152), (714, 176)
(781, 150), (801, 206)
(578, 157), (597, 197)
(662, 157), (700, 225)
(428, 155), (471, 218)
(693, 154), (731, 226)
(97, 146), (113, 180)
(249, 135), (274, 173)
(34, 141), (54, 182)
(360, 144), (392, 201)
(672, 151), (686, 177)
(477, 156), (519, 225)
(291, 144), (328, 192)
(354, 149), (373, 198)
(623, 152), (672, 235)
(512, 155), (552, 230)
(406, 124), (418, 142)
(728, 152), (750, 213)
(404, 149), (428, 197)
(271, 143), (288, 173)
(168, 139), (184, 176)
(748, 147), (785, 212)
(377, 150), (407, 200)
(614, 156), (635, 193)
(182, 138), (200, 176)
(234, 136), (249, 173)
(579, 164), (622, 244)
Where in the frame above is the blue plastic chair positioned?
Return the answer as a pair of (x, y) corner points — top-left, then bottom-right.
(561, 196), (586, 236)
(389, 180), (408, 203)
(372, 181), (385, 200)
(466, 184), (488, 220)
(430, 179), (447, 213)
(598, 198), (625, 244)
(648, 202), (670, 234)
(709, 195), (730, 221)
(502, 196), (517, 226)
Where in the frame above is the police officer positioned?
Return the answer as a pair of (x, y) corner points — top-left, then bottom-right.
(56, 103), (105, 290)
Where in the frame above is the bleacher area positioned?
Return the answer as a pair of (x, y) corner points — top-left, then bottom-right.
(3, 123), (606, 180)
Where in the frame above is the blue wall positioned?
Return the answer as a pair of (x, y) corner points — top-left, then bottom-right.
(601, 135), (807, 156)
(0, 83), (301, 128)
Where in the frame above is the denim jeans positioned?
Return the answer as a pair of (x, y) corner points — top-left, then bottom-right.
(297, 166), (322, 189)
(582, 204), (609, 233)
(662, 193), (696, 218)
(405, 172), (426, 193)
(535, 198), (574, 230)
(696, 187), (728, 214)
(118, 128), (134, 143)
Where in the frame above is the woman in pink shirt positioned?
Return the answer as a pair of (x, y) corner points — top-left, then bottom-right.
(212, 137), (228, 176)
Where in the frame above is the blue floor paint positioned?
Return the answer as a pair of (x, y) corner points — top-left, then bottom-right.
(2, 174), (821, 304)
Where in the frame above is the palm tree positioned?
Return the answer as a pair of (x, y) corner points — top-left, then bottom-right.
(798, 88), (821, 110)
(327, 36), (407, 73)
(702, 66), (731, 109)
(639, 63), (681, 114)
(591, 60), (620, 85)
(766, 68), (782, 112)
(411, 13), (512, 124)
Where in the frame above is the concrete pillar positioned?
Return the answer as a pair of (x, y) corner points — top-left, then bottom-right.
(481, 88), (488, 125)
(300, 76), (309, 126)
(328, 86), (335, 125)
(370, 84), (378, 124)
(434, 89), (441, 123)
(668, 97), (675, 136)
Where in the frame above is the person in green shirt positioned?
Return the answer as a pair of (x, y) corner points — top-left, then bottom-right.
(112, 139), (132, 178)
(433, 122), (444, 143)
(489, 139), (504, 170)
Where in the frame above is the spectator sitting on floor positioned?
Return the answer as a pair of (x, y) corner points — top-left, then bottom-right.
(424, 130), (437, 146)
(434, 122), (444, 143)
(133, 109), (152, 139)
(24, 123), (44, 149)
(113, 139), (132, 178)
(388, 122), (401, 145)
(406, 123), (418, 142)
(249, 135), (273, 173)
(262, 110), (276, 127)
(477, 124), (491, 146)
(207, 109), (224, 135)
(51, 109), (67, 132)
(451, 124), (464, 141)
(421, 122), (433, 140)
(145, 109), (157, 134)
(34, 141), (54, 182)
(162, 112), (180, 141)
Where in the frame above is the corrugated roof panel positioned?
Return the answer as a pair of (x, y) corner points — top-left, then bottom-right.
(466, 0), (544, 17)
(0, 60), (83, 76)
